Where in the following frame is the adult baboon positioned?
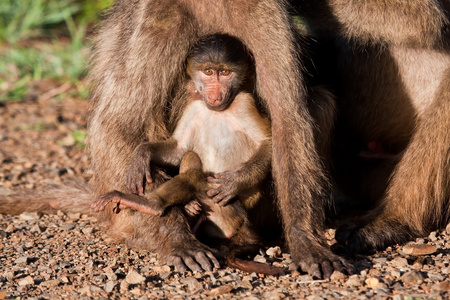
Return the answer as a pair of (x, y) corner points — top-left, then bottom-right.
(87, 0), (346, 277)
(296, 0), (450, 253)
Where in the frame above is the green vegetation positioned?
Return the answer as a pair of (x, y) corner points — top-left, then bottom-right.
(0, 0), (111, 102)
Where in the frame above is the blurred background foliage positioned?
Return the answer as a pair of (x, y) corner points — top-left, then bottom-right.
(0, 0), (112, 102)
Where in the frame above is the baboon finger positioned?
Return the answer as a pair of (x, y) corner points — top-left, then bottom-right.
(300, 261), (322, 279)
(166, 256), (188, 273)
(194, 252), (214, 271)
(182, 256), (203, 272)
(321, 260), (333, 279)
(206, 251), (221, 269)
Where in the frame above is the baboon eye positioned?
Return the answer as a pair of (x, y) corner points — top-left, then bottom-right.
(220, 69), (230, 76)
(203, 69), (213, 76)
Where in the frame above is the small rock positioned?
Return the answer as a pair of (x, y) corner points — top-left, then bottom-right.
(330, 271), (346, 281)
(263, 290), (286, 299)
(306, 296), (324, 300)
(40, 279), (60, 288)
(180, 277), (202, 292)
(253, 255), (266, 263)
(67, 212), (81, 220)
(400, 271), (424, 285)
(0, 187), (12, 196)
(159, 271), (172, 280)
(30, 225), (41, 233)
(266, 246), (282, 258)
(390, 270), (401, 278)
(390, 257), (408, 268)
(372, 257), (387, 264)
(365, 277), (382, 288)
(208, 284), (234, 296)
(5, 224), (15, 233)
(428, 231), (438, 241)
(239, 279), (253, 290)
(62, 224), (76, 230)
(105, 280), (116, 293)
(17, 276), (34, 286)
(432, 280), (450, 291)
(153, 265), (171, 273)
(345, 275), (362, 286)
(402, 244), (437, 255)
(82, 227), (94, 235)
(130, 287), (143, 295)
(4, 272), (13, 281)
(15, 257), (28, 265)
(19, 212), (40, 220)
(125, 270), (145, 284)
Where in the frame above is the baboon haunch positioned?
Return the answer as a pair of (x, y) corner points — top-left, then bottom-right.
(296, 0), (450, 253)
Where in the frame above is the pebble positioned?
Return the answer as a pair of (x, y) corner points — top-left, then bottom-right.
(207, 284), (234, 296)
(40, 279), (60, 288)
(0, 187), (12, 196)
(82, 227), (94, 235)
(390, 257), (408, 268)
(62, 224), (76, 230)
(330, 271), (346, 281)
(125, 270), (146, 284)
(254, 255), (267, 263)
(266, 246), (282, 258)
(17, 276), (34, 286)
(104, 280), (116, 293)
(400, 271), (424, 285)
(15, 256), (28, 265)
(19, 212), (40, 220)
(365, 277), (382, 288)
(402, 244), (437, 255)
(180, 277), (202, 292)
(5, 224), (15, 233)
(345, 275), (362, 287)
(263, 290), (286, 299)
(30, 224), (42, 233)
(432, 280), (450, 291)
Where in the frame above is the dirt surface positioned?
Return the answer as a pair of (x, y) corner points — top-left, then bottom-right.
(1, 92), (450, 299)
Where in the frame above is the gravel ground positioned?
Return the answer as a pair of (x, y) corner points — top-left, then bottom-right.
(1, 94), (450, 299)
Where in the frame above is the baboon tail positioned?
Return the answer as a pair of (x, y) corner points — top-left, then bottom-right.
(0, 181), (93, 215)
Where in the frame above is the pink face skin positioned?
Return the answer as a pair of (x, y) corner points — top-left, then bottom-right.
(194, 68), (236, 111)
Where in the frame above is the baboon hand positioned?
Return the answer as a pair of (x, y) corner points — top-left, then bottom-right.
(163, 242), (220, 272)
(206, 171), (240, 206)
(294, 249), (354, 279)
(125, 161), (152, 196)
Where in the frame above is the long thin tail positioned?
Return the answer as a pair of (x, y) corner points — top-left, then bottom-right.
(0, 181), (93, 215)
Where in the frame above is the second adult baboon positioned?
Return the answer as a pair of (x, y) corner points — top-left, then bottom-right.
(296, 0), (450, 253)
